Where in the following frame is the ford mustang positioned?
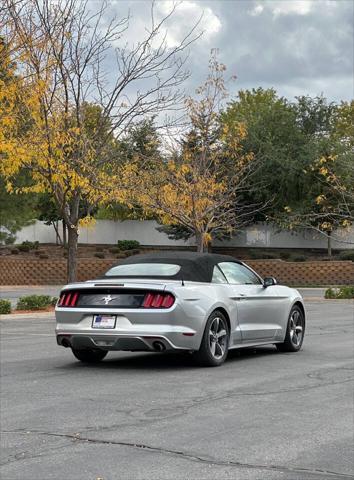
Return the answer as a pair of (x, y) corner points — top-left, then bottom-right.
(55, 252), (305, 366)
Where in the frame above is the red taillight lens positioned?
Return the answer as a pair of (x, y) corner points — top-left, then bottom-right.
(151, 294), (164, 308)
(143, 292), (175, 309)
(70, 292), (78, 307)
(161, 294), (174, 308)
(64, 293), (72, 306)
(58, 292), (79, 307)
(142, 293), (154, 308)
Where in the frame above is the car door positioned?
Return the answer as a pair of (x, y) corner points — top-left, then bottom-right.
(217, 262), (285, 343)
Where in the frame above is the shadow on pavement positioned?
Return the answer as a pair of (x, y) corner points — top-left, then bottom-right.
(56, 345), (279, 372)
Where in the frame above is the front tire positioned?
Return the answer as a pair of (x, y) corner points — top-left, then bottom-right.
(72, 348), (108, 363)
(276, 305), (305, 352)
(194, 310), (230, 367)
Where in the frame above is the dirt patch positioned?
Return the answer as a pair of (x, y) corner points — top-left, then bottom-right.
(14, 306), (55, 314)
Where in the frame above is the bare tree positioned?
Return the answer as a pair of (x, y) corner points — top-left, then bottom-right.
(1, 0), (200, 281)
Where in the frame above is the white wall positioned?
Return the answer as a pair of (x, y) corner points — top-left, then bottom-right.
(14, 219), (354, 249)
(15, 220), (194, 246)
(213, 223), (354, 250)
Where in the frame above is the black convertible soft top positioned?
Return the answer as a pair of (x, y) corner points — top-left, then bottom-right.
(104, 251), (241, 283)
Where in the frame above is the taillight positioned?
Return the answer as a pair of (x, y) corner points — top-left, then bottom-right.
(142, 292), (175, 309)
(58, 292), (79, 307)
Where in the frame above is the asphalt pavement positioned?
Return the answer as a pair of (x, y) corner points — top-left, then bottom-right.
(0, 300), (353, 480)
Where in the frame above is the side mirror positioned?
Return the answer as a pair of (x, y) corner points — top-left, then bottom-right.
(263, 276), (277, 288)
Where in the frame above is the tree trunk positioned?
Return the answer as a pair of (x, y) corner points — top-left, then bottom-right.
(327, 231), (332, 257)
(53, 221), (62, 245)
(195, 231), (207, 252)
(67, 225), (79, 283)
(62, 220), (67, 247)
(66, 196), (80, 283)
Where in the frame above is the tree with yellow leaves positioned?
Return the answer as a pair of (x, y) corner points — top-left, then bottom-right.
(117, 52), (260, 252)
(0, 0), (199, 280)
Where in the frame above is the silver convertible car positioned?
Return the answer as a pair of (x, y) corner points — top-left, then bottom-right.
(55, 252), (305, 367)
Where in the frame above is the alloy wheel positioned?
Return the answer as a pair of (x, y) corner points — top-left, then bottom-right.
(209, 316), (228, 359)
(289, 310), (304, 347)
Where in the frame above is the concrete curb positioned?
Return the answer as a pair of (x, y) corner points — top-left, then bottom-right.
(0, 312), (55, 320)
(303, 297), (353, 302)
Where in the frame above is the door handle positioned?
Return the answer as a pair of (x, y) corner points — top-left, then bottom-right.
(230, 294), (247, 300)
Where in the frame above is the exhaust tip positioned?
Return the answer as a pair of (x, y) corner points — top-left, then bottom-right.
(152, 341), (166, 352)
(61, 338), (71, 348)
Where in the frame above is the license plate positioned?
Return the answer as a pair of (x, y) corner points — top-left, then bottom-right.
(92, 315), (116, 329)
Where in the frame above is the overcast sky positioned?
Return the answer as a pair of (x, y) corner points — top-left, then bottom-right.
(108, 0), (354, 103)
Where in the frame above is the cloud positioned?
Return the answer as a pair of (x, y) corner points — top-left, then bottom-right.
(269, 0), (314, 16)
(106, 0), (353, 103)
(111, 1), (221, 50)
(154, 1), (221, 47)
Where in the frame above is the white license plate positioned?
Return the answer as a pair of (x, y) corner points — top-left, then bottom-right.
(92, 315), (116, 329)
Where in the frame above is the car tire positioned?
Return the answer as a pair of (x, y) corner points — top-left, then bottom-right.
(276, 305), (305, 352)
(72, 348), (108, 363)
(194, 310), (230, 367)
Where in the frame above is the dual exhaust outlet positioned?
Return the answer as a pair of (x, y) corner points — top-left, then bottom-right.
(59, 336), (166, 352)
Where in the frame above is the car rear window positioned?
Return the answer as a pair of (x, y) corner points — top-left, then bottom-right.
(105, 263), (181, 277)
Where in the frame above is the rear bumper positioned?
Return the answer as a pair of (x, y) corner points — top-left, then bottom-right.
(56, 332), (191, 352)
(55, 305), (205, 352)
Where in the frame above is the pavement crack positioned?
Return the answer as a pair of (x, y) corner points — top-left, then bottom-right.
(2, 429), (353, 479)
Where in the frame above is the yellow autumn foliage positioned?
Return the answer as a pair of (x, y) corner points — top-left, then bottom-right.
(0, 61), (110, 206)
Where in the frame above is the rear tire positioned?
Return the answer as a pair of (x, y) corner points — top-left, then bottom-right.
(194, 310), (230, 367)
(72, 348), (108, 363)
(276, 305), (305, 352)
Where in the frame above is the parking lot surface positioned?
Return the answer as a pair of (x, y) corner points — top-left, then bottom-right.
(1, 300), (353, 480)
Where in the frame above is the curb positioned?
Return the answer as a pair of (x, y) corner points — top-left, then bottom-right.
(0, 312), (55, 320)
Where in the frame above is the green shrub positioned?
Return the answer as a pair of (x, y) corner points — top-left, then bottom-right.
(21, 241), (39, 250)
(18, 244), (31, 252)
(0, 299), (11, 314)
(280, 251), (292, 260)
(338, 251), (354, 261)
(11, 248), (19, 254)
(39, 254), (49, 259)
(325, 286), (354, 299)
(94, 252), (105, 259)
(95, 246), (104, 252)
(116, 253), (126, 259)
(292, 255), (306, 262)
(117, 240), (140, 251)
(16, 295), (57, 311)
(109, 247), (121, 254)
(249, 250), (279, 260)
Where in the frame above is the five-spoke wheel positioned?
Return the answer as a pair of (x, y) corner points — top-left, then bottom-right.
(209, 316), (228, 360)
(194, 310), (230, 366)
(276, 305), (305, 352)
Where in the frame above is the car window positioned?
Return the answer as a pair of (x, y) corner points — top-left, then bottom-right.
(105, 263), (181, 277)
(212, 265), (228, 284)
(218, 262), (261, 285)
